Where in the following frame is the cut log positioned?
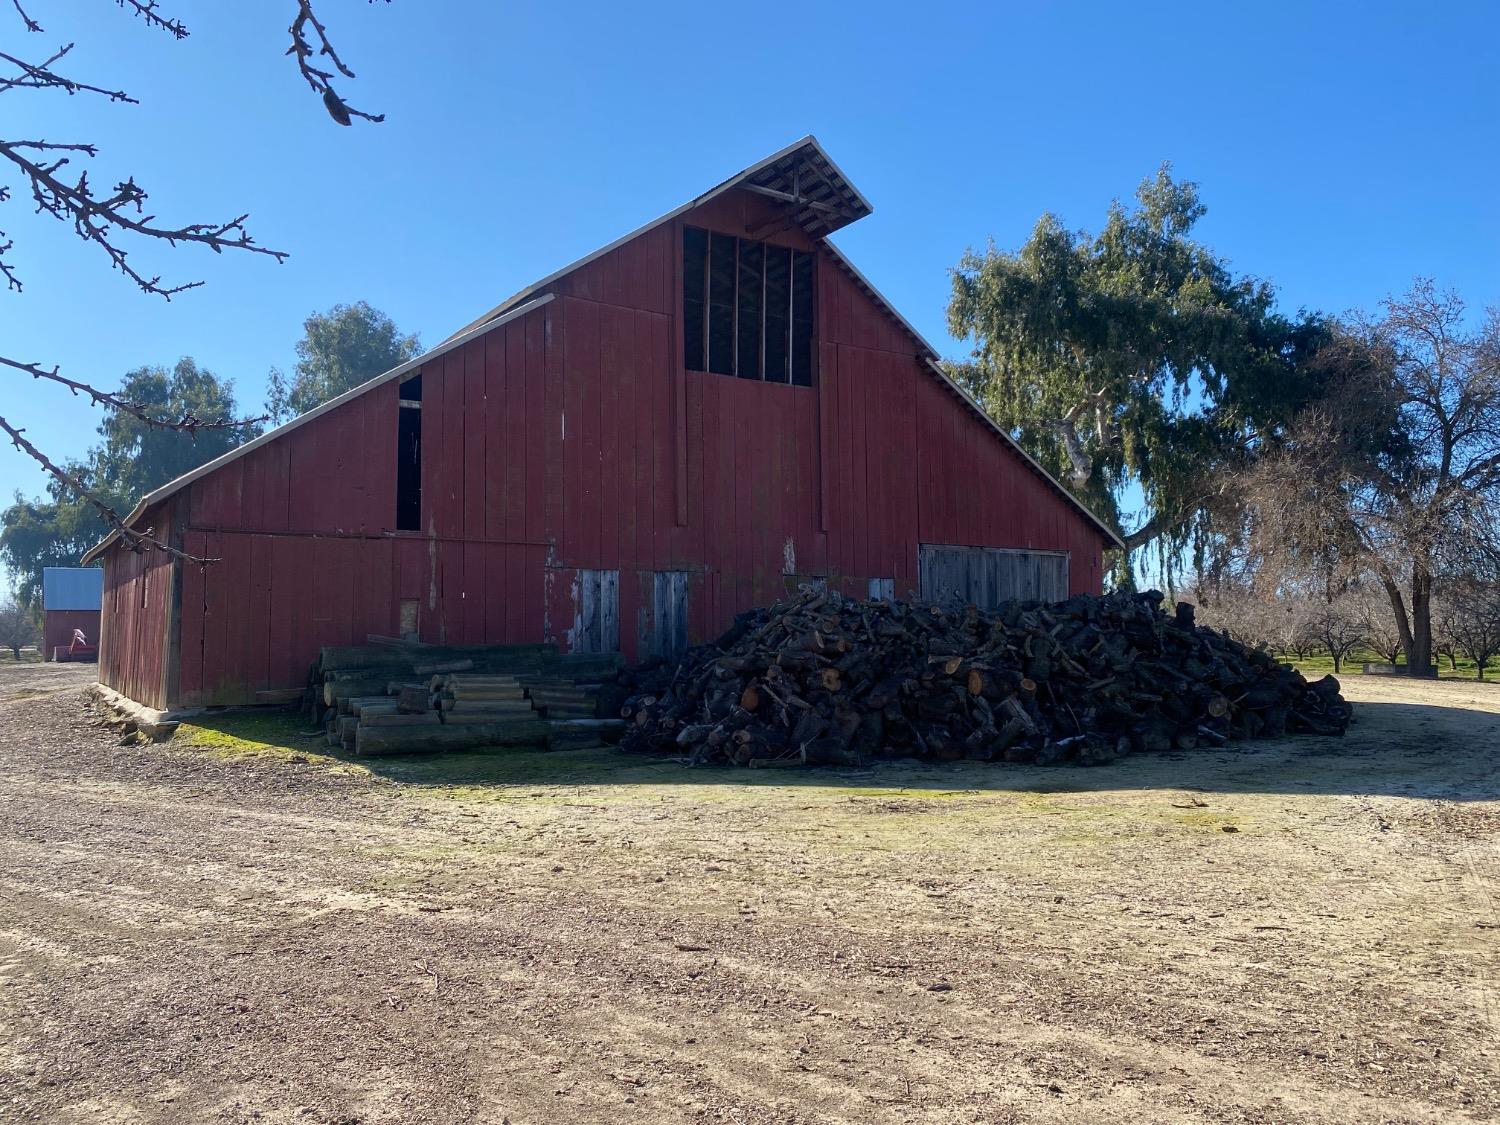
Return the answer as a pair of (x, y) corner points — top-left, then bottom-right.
(355, 720), (549, 757)
(359, 712), (443, 727)
(413, 659), (474, 676)
(324, 679), (394, 707)
(438, 698), (535, 715)
(397, 687), (433, 713)
(440, 710), (539, 725)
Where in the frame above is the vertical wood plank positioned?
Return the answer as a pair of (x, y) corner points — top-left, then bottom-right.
(600, 306), (621, 569)
(542, 303), (564, 557)
(672, 218), (688, 526)
(485, 328), (509, 541)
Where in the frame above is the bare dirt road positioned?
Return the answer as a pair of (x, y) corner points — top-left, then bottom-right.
(1, 668), (1497, 1124)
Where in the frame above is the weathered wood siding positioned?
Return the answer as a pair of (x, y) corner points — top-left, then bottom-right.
(917, 544), (1070, 606)
(98, 499), (176, 708)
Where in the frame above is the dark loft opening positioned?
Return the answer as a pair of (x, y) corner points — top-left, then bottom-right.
(684, 226), (814, 385)
(396, 372), (422, 531)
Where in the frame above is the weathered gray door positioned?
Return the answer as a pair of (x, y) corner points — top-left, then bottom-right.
(572, 569), (620, 653)
(917, 545), (1069, 606)
(650, 571), (690, 659)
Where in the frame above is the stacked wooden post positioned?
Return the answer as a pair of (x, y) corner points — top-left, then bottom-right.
(619, 587), (1354, 769)
(307, 641), (625, 757)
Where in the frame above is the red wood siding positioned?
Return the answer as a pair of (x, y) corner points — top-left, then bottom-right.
(43, 609), (100, 660)
(98, 500), (176, 708)
(101, 186), (1109, 707)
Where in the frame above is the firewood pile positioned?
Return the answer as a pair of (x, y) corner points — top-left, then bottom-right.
(307, 641), (625, 757)
(619, 588), (1352, 768)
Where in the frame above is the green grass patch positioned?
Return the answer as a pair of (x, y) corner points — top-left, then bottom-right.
(1280, 646), (1489, 681)
(169, 709), (1051, 803)
(177, 709), (333, 761)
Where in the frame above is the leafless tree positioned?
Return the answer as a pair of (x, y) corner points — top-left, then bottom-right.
(1359, 585), (1406, 666)
(0, 596), (37, 659)
(1447, 579), (1500, 682)
(1433, 595), (1462, 672)
(1185, 582), (1270, 649)
(1306, 600), (1365, 675)
(2, 1), (387, 564)
(1233, 283), (1500, 676)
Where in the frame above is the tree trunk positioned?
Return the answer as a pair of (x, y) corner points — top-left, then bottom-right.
(1409, 566), (1433, 676)
(1332, 652), (1342, 673)
(1381, 577), (1416, 667)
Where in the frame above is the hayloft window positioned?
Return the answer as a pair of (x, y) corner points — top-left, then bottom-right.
(683, 226), (814, 385)
(396, 372), (422, 531)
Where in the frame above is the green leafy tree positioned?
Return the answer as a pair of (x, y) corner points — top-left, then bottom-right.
(266, 301), (420, 423)
(946, 166), (1329, 580)
(0, 488), (108, 606)
(0, 359), (255, 603)
(94, 359), (260, 502)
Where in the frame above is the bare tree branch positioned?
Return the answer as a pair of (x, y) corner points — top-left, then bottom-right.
(1057, 403), (1093, 487)
(0, 414), (217, 564)
(10, 0), (41, 32)
(0, 355), (266, 433)
(0, 139), (287, 296)
(0, 0), (386, 575)
(113, 0), (188, 39)
(288, 1), (386, 126)
(0, 43), (138, 101)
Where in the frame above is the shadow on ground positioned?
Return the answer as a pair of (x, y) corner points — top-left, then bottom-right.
(179, 678), (1500, 803)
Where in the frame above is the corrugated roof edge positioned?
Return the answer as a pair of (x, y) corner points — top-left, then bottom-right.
(79, 294), (556, 566)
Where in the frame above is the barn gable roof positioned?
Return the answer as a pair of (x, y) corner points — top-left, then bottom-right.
(86, 137), (1122, 564)
(446, 137), (1122, 549)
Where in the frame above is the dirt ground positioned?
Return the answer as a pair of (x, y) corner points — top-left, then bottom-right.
(0, 665), (1496, 1124)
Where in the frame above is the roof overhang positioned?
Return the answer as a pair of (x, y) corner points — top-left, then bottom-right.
(443, 135), (872, 344)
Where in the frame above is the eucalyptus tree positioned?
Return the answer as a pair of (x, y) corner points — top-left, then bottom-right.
(946, 167), (1328, 580)
(0, 359), (256, 602)
(266, 302), (421, 424)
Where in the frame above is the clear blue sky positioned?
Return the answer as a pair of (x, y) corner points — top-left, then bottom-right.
(4, 0), (1497, 536)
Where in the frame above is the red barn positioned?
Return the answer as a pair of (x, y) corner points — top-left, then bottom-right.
(41, 566), (103, 662)
(85, 138), (1121, 709)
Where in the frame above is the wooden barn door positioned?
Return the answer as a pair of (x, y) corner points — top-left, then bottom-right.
(918, 545), (1069, 606)
(573, 569), (620, 654)
(650, 571), (689, 659)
